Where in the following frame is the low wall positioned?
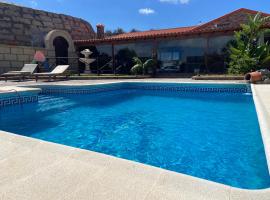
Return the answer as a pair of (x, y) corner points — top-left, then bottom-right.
(0, 44), (78, 73)
(192, 75), (244, 80)
(0, 44), (48, 73)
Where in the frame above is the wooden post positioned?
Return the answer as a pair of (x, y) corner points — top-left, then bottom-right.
(97, 56), (100, 76)
(152, 40), (158, 77)
(112, 44), (116, 75)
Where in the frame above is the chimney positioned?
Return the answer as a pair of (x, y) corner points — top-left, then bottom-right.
(96, 24), (105, 39)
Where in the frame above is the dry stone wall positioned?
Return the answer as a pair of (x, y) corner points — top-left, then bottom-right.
(0, 2), (95, 47)
(0, 44), (48, 73)
(0, 2), (95, 73)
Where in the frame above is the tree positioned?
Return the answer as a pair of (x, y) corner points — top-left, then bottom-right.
(131, 57), (155, 75)
(228, 13), (270, 74)
(105, 30), (113, 37)
(105, 28), (126, 37)
(113, 28), (125, 35)
(130, 29), (140, 33)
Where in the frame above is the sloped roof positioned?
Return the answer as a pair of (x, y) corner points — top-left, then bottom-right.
(75, 26), (197, 44)
(75, 8), (270, 45)
(192, 8), (270, 33)
(104, 26), (197, 40)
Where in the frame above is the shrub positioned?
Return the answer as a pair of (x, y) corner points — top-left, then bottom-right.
(228, 13), (270, 74)
(131, 57), (155, 75)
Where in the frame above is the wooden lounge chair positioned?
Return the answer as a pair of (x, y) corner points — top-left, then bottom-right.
(1, 64), (38, 82)
(34, 65), (70, 82)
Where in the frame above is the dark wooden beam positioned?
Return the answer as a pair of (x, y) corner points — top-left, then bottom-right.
(152, 40), (158, 77)
(112, 44), (116, 75)
(205, 37), (210, 73)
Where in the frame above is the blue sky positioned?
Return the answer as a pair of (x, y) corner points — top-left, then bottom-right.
(3, 0), (270, 32)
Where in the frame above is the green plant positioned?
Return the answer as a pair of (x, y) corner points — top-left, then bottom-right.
(228, 13), (270, 74)
(130, 57), (155, 75)
(115, 48), (137, 74)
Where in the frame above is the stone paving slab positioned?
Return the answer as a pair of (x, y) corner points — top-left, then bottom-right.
(0, 130), (269, 200)
(0, 78), (245, 87)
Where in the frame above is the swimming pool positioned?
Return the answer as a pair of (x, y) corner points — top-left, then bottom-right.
(0, 83), (269, 189)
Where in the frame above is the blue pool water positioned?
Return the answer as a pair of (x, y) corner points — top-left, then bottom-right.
(0, 83), (269, 189)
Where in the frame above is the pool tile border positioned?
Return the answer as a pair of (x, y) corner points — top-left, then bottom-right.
(0, 95), (38, 107)
(39, 82), (251, 95)
(0, 82), (252, 108)
(0, 87), (41, 108)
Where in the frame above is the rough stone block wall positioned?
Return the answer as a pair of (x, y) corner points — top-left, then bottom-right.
(0, 44), (79, 73)
(0, 44), (48, 73)
(0, 2), (95, 47)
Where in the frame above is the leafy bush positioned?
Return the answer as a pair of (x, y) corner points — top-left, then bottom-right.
(131, 57), (155, 75)
(228, 13), (270, 74)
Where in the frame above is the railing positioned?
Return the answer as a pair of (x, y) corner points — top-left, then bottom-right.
(45, 57), (125, 75)
(44, 57), (79, 74)
(96, 60), (113, 75)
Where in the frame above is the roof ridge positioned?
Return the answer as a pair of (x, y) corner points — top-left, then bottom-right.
(193, 8), (270, 31)
(107, 25), (198, 39)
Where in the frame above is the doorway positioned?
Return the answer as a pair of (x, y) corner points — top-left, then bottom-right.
(53, 36), (69, 65)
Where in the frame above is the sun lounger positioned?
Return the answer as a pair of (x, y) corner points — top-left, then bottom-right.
(33, 65), (70, 81)
(1, 64), (38, 82)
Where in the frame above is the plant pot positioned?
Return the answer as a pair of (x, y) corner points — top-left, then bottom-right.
(245, 72), (262, 83)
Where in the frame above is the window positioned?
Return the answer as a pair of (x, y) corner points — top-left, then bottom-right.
(208, 35), (234, 54)
(265, 35), (270, 43)
(172, 51), (180, 60)
(159, 49), (181, 61)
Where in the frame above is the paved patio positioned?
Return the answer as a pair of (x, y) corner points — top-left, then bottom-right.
(0, 79), (269, 200)
(0, 78), (245, 87)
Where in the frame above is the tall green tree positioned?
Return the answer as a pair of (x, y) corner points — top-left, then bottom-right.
(228, 13), (270, 74)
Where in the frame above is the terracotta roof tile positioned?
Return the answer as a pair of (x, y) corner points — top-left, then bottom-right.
(75, 26), (197, 44)
(107, 26), (197, 40)
(75, 8), (270, 45)
(192, 8), (270, 32)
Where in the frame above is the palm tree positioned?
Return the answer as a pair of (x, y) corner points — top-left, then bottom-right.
(228, 13), (270, 74)
(131, 57), (155, 75)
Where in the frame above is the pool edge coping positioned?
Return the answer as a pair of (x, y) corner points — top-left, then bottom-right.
(252, 84), (270, 174)
(0, 128), (270, 199)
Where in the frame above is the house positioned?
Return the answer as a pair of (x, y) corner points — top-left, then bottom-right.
(75, 8), (270, 74)
(0, 3), (269, 75)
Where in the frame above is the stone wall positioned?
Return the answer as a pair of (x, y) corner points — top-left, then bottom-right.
(0, 44), (79, 73)
(0, 2), (94, 73)
(0, 2), (95, 47)
(0, 44), (48, 73)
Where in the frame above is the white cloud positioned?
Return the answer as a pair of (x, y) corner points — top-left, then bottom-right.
(159, 0), (190, 5)
(29, 0), (38, 8)
(179, 0), (190, 4)
(139, 8), (155, 15)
